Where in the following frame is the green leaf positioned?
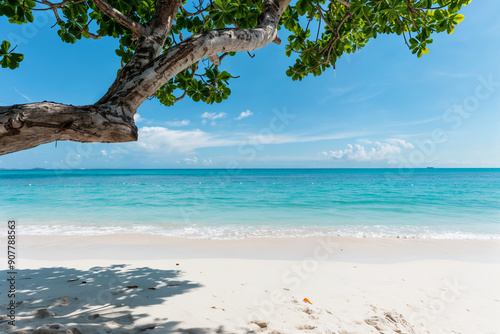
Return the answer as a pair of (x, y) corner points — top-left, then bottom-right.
(1, 40), (11, 53)
(453, 14), (465, 24)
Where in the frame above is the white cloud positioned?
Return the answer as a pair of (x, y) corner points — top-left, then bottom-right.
(101, 150), (108, 156)
(435, 71), (475, 79)
(201, 111), (226, 126)
(383, 117), (442, 128)
(246, 132), (367, 145)
(134, 114), (143, 123)
(111, 148), (129, 155)
(166, 119), (190, 127)
(201, 112), (226, 120)
(134, 126), (366, 154)
(182, 157), (214, 166)
(321, 139), (414, 162)
(385, 138), (415, 149)
(183, 157), (198, 165)
(201, 112), (225, 126)
(135, 127), (239, 153)
(236, 110), (253, 120)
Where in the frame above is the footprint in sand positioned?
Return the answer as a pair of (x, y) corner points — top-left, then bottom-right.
(297, 324), (317, 330)
(54, 296), (76, 307)
(364, 310), (419, 334)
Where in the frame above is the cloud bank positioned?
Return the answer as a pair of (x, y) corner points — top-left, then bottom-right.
(321, 139), (414, 163)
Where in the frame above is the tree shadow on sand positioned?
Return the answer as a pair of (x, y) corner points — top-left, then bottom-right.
(0, 265), (253, 334)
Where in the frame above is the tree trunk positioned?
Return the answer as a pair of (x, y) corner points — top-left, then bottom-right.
(0, 102), (137, 155)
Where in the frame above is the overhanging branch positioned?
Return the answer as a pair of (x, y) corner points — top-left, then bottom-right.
(113, 0), (292, 110)
(0, 102), (137, 155)
(93, 0), (145, 38)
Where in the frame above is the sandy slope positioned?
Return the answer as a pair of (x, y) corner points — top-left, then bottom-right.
(1, 235), (499, 333)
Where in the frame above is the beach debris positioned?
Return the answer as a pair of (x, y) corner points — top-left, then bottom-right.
(148, 287), (157, 290)
(81, 281), (86, 284)
(210, 306), (226, 311)
(126, 285), (139, 289)
(88, 313), (100, 320)
(250, 321), (268, 329)
(303, 297), (312, 304)
(303, 308), (314, 315)
(176, 263), (179, 266)
(67, 278), (79, 282)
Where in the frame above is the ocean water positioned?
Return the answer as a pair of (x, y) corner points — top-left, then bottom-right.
(0, 168), (499, 239)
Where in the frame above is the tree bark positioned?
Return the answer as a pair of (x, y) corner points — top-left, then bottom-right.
(0, 102), (137, 155)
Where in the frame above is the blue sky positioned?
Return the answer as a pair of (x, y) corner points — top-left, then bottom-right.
(1, 1), (499, 169)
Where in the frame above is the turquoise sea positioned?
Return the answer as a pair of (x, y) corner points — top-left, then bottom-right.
(0, 169), (499, 239)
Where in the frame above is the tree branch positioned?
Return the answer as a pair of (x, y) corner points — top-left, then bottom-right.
(0, 102), (137, 155)
(93, 0), (145, 38)
(173, 90), (188, 103)
(96, 0), (184, 105)
(148, 0), (182, 36)
(181, 5), (208, 16)
(208, 54), (220, 65)
(102, 0), (292, 110)
(334, 0), (351, 8)
(32, 0), (87, 11)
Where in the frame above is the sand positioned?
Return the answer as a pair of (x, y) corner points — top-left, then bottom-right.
(1, 235), (500, 333)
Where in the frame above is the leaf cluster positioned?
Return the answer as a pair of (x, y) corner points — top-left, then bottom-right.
(1, 0), (471, 105)
(283, 0), (471, 81)
(0, 40), (23, 69)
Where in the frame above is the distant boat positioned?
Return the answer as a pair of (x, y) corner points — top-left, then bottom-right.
(426, 167), (435, 169)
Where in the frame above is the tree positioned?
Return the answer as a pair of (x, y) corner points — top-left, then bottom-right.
(0, 0), (471, 155)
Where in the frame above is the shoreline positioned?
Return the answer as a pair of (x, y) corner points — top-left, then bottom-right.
(2, 235), (500, 333)
(13, 222), (500, 241)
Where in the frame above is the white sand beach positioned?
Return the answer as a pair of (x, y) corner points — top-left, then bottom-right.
(2, 235), (500, 333)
